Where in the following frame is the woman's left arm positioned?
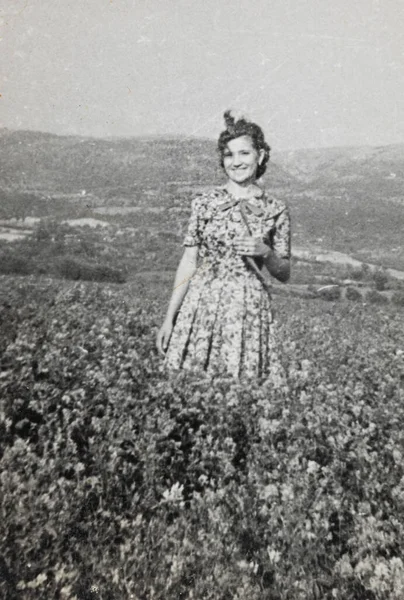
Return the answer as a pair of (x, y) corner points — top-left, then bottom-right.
(234, 203), (291, 282)
(262, 206), (291, 282)
(262, 247), (290, 282)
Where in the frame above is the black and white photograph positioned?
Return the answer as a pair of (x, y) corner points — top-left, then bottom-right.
(1, 1), (404, 598)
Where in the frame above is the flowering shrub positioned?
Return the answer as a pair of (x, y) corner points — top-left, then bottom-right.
(1, 275), (404, 599)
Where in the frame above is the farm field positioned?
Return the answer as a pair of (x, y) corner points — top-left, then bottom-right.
(1, 274), (404, 599)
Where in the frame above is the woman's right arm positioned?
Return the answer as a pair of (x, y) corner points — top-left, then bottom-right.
(156, 245), (199, 354)
(165, 245), (199, 322)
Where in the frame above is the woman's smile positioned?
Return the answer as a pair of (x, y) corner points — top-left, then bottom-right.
(223, 135), (264, 186)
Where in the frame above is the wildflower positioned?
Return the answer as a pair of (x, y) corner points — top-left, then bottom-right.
(261, 483), (279, 500)
(374, 562), (389, 579)
(307, 460), (320, 474)
(162, 482), (184, 504)
(390, 557), (404, 570)
(281, 483), (294, 502)
(355, 558), (373, 576)
(336, 555), (353, 577)
(393, 448), (402, 463)
(267, 547), (281, 564)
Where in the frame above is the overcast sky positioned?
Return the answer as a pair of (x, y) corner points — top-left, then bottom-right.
(1, 0), (404, 150)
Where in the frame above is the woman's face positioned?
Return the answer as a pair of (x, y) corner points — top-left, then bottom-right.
(222, 135), (264, 185)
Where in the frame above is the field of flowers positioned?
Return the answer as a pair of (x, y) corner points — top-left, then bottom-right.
(1, 274), (404, 600)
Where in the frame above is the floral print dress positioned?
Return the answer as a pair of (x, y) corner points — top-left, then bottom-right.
(162, 187), (291, 381)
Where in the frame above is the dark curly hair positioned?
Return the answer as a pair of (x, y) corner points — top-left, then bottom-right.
(217, 110), (271, 179)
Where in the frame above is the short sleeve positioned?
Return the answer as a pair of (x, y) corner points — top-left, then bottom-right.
(272, 206), (291, 259)
(182, 195), (204, 247)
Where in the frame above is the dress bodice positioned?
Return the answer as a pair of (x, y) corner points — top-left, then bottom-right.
(182, 187), (290, 278)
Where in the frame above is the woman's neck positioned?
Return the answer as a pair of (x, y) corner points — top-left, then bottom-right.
(224, 181), (262, 199)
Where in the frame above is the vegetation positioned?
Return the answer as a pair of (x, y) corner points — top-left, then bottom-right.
(365, 290), (389, 305)
(391, 291), (404, 307)
(372, 268), (390, 292)
(0, 222), (127, 283)
(1, 276), (404, 600)
(346, 286), (363, 302)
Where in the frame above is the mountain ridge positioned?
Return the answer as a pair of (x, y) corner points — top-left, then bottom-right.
(2, 128), (404, 186)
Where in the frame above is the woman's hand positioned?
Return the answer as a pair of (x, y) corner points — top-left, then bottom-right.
(234, 235), (290, 282)
(156, 318), (173, 355)
(233, 235), (270, 257)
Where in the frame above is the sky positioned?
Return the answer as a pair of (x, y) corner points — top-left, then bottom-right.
(1, 0), (404, 150)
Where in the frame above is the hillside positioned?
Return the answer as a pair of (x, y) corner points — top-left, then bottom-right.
(0, 129), (295, 194)
(0, 129), (403, 271)
(272, 144), (404, 266)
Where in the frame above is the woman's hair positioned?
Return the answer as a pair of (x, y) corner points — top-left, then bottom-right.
(217, 110), (271, 179)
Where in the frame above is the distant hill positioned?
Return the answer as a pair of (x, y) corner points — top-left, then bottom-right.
(273, 144), (404, 195)
(0, 129), (403, 269)
(0, 129), (294, 194)
(271, 144), (404, 267)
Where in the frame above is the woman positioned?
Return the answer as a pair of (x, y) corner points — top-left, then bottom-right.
(156, 110), (291, 380)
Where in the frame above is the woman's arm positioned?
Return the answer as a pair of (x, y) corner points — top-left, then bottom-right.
(157, 245), (199, 355)
(157, 193), (205, 355)
(263, 204), (291, 283)
(234, 203), (291, 283)
(262, 247), (290, 283)
(164, 245), (199, 322)
(233, 238), (290, 282)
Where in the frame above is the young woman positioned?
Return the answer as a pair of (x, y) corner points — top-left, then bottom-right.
(156, 110), (291, 380)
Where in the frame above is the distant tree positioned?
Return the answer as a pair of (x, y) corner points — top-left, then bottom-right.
(391, 291), (404, 307)
(373, 268), (390, 291)
(361, 263), (371, 279)
(317, 286), (341, 301)
(365, 289), (388, 305)
(346, 286), (362, 302)
(57, 256), (125, 283)
(347, 266), (365, 282)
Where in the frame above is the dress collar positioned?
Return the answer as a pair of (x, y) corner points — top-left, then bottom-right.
(219, 186), (264, 199)
(215, 187), (266, 216)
